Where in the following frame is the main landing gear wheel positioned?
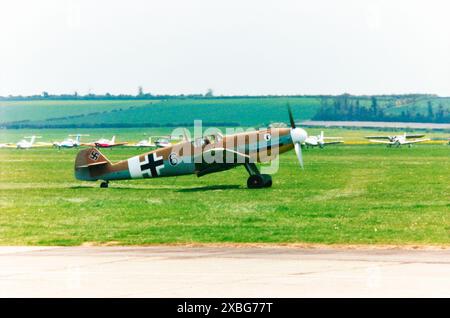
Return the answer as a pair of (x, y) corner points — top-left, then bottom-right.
(100, 181), (109, 188)
(247, 174), (272, 189)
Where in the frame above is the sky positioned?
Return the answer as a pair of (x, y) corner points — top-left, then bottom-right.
(0, 0), (449, 96)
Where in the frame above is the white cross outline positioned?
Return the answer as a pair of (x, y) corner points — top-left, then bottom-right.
(140, 153), (164, 177)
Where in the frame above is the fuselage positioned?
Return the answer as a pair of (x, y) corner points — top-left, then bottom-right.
(55, 139), (79, 148)
(389, 136), (406, 144)
(304, 136), (323, 147)
(16, 140), (32, 149)
(76, 128), (294, 181)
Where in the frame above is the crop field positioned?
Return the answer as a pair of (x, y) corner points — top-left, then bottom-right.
(0, 97), (321, 128)
(0, 100), (156, 123)
(0, 139), (449, 246)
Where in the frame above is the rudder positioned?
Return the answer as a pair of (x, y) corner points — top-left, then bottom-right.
(75, 148), (111, 181)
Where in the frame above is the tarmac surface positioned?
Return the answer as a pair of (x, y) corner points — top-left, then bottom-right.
(0, 246), (449, 297)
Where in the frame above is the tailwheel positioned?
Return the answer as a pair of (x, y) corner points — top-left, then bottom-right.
(247, 174), (272, 189)
(100, 181), (109, 188)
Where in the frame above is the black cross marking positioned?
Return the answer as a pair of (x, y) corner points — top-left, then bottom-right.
(140, 153), (164, 178)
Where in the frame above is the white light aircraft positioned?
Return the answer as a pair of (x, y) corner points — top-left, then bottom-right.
(15, 136), (49, 149)
(84, 136), (128, 148)
(365, 133), (430, 147)
(303, 131), (343, 148)
(126, 137), (156, 148)
(53, 134), (89, 149)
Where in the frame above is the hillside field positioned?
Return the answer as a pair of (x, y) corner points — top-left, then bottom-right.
(0, 97), (321, 128)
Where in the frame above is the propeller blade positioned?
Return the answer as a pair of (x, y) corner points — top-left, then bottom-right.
(294, 142), (304, 169)
(287, 103), (296, 129)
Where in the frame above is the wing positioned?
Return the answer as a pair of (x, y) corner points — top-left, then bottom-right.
(108, 142), (128, 147)
(194, 148), (253, 177)
(80, 142), (96, 147)
(368, 139), (392, 144)
(124, 143), (155, 148)
(323, 141), (344, 145)
(365, 136), (389, 139)
(401, 138), (430, 145)
(405, 134), (425, 139)
(33, 142), (54, 148)
(0, 143), (17, 148)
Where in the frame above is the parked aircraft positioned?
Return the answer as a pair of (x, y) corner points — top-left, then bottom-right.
(15, 136), (49, 149)
(365, 133), (430, 147)
(304, 131), (343, 148)
(126, 137), (156, 148)
(85, 136), (128, 148)
(53, 134), (89, 149)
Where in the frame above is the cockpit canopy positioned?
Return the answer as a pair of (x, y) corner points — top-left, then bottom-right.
(192, 133), (222, 147)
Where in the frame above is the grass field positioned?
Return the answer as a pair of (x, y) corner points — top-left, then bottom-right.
(0, 143), (449, 245)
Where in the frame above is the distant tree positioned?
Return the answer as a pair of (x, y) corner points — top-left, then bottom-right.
(371, 96), (378, 115)
(205, 88), (214, 97)
(138, 86), (144, 96)
(42, 91), (49, 98)
(436, 103), (445, 121)
(427, 101), (434, 120)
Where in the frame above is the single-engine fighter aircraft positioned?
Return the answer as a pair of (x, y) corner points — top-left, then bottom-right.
(53, 134), (89, 149)
(85, 136), (128, 148)
(303, 131), (343, 148)
(365, 133), (430, 147)
(74, 107), (308, 188)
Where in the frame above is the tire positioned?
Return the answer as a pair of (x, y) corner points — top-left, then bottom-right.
(247, 174), (272, 189)
(100, 181), (109, 188)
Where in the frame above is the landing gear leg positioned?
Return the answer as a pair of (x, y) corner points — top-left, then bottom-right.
(100, 181), (109, 188)
(244, 163), (272, 189)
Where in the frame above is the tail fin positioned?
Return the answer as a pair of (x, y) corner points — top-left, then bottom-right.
(111, 136), (116, 144)
(320, 131), (324, 139)
(30, 136), (36, 145)
(74, 148), (111, 181)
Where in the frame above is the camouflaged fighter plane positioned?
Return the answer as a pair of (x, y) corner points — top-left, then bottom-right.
(74, 107), (308, 189)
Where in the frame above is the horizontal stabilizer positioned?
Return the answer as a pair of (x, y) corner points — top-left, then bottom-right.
(76, 160), (109, 168)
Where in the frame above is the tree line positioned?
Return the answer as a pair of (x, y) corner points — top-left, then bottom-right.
(313, 94), (450, 123)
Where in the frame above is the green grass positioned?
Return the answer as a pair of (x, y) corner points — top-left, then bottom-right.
(0, 143), (449, 245)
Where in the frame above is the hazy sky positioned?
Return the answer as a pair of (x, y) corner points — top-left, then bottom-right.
(0, 0), (449, 96)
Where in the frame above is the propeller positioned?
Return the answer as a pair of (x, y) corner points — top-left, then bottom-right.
(287, 104), (308, 169)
